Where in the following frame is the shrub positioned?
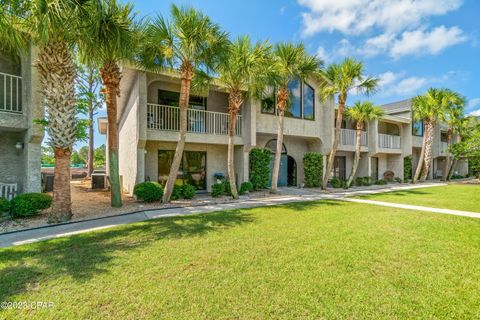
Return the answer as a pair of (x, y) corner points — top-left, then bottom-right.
(249, 148), (272, 190)
(303, 152), (323, 187)
(375, 179), (387, 185)
(330, 178), (344, 188)
(354, 177), (364, 187)
(211, 183), (225, 197)
(404, 156), (412, 181)
(0, 197), (9, 214)
(362, 177), (372, 186)
(394, 177), (402, 183)
(451, 174), (464, 180)
(10, 193), (52, 218)
(133, 182), (163, 202)
(182, 184), (196, 199)
(239, 181), (253, 195)
(223, 180), (232, 196)
(171, 184), (183, 200)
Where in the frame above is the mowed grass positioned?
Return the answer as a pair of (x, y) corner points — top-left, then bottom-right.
(1, 201), (480, 319)
(354, 184), (480, 213)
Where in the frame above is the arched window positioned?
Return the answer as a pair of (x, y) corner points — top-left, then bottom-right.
(265, 139), (287, 154)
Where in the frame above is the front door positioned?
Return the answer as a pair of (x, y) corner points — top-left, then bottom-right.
(269, 155), (288, 187)
(333, 156), (346, 180)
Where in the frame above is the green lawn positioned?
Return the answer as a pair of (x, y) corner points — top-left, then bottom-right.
(1, 201), (480, 319)
(354, 184), (480, 213)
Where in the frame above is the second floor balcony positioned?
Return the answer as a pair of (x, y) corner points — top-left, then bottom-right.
(378, 133), (401, 149)
(147, 103), (242, 137)
(0, 72), (22, 113)
(340, 128), (367, 147)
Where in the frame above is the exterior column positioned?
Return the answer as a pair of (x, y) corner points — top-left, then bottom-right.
(23, 140), (42, 193)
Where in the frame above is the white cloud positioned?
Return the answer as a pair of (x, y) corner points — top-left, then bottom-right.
(390, 26), (468, 59)
(279, 6), (286, 15)
(316, 46), (330, 63)
(377, 71), (427, 97)
(299, 0), (463, 37)
(468, 97), (480, 109)
(468, 109), (480, 117)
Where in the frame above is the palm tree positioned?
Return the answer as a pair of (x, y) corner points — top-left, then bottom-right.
(320, 58), (378, 189)
(215, 36), (271, 199)
(411, 94), (430, 183)
(269, 43), (322, 194)
(344, 101), (383, 188)
(142, 5), (228, 203)
(439, 90), (465, 181)
(19, 0), (87, 221)
(79, 0), (139, 207)
(447, 115), (477, 180)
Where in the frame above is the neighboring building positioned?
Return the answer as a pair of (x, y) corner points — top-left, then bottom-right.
(0, 48), (43, 195)
(106, 67), (468, 195)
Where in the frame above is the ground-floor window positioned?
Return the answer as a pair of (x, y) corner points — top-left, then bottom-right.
(158, 150), (207, 190)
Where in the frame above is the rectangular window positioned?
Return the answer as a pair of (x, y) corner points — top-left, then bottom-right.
(440, 131), (448, 142)
(303, 82), (315, 120)
(158, 150), (207, 190)
(285, 79), (302, 118)
(158, 90), (207, 109)
(261, 80), (315, 120)
(412, 121), (424, 136)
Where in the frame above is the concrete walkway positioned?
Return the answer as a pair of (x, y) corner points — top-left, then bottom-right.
(0, 182), (476, 248)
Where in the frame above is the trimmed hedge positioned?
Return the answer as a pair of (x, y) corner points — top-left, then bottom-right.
(375, 179), (387, 185)
(171, 185), (183, 200)
(133, 182), (163, 202)
(303, 152), (323, 187)
(0, 197), (9, 213)
(182, 184), (196, 199)
(249, 148), (271, 190)
(211, 183), (225, 197)
(239, 181), (253, 195)
(10, 193), (52, 218)
(331, 178), (346, 189)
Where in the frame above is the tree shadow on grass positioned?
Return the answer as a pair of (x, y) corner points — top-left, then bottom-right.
(280, 199), (344, 211)
(357, 189), (430, 199)
(0, 209), (255, 301)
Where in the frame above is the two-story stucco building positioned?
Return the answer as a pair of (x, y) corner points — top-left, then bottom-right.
(0, 48), (43, 197)
(106, 67), (468, 195)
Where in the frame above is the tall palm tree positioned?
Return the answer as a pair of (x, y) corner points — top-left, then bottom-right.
(216, 36), (271, 199)
(411, 94), (431, 183)
(20, 0), (87, 221)
(142, 5), (228, 203)
(268, 43), (322, 194)
(79, 0), (139, 207)
(344, 101), (383, 188)
(320, 58), (378, 189)
(439, 90), (465, 181)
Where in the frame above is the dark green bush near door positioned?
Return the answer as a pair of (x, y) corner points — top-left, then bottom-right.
(133, 182), (164, 202)
(404, 156), (412, 182)
(10, 193), (52, 217)
(303, 152), (323, 187)
(249, 148), (271, 190)
(0, 197), (10, 214)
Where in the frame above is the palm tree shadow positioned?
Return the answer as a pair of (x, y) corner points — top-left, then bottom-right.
(280, 199), (344, 211)
(358, 189), (430, 199)
(0, 209), (254, 301)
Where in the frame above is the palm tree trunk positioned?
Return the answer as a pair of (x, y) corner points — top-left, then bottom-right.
(100, 61), (122, 207)
(323, 96), (346, 189)
(227, 91), (242, 200)
(162, 63), (193, 203)
(413, 124), (428, 183)
(441, 128), (452, 181)
(447, 158), (459, 180)
(420, 120), (435, 181)
(87, 107), (94, 177)
(270, 87), (288, 194)
(37, 40), (77, 221)
(346, 122), (363, 188)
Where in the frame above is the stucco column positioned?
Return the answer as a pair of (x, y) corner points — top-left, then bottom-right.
(23, 140), (42, 193)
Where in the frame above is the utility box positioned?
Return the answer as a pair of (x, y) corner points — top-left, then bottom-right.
(91, 170), (106, 189)
(42, 173), (54, 192)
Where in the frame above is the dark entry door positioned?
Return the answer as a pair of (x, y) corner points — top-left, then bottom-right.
(371, 157), (379, 180)
(287, 155), (297, 186)
(333, 156), (346, 180)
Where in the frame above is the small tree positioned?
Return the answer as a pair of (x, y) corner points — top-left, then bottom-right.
(303, 152), (323, 187)
(344, 101), (383, 188)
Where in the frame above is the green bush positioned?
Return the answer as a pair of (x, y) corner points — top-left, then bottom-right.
(249, 148), (272, 190)
(330, 178), (345, 188)
(10, 193), (52, 218)
(182, 184), (196, 199)
(171, 185), (183, 200)
(354, 177), (364, 187)
(404, 156), (412, 181)
(223, 180), (232, 196)
(362, 177), (372, 186)
(0, 197), (9, 214)
(211, 183), (225, 197)
(394, 177), (402, 183)
(239, 181), (254, 195)
(303, 152), (323, 187)
(375, 179), (387, 185)
(133, 182), (163, 202)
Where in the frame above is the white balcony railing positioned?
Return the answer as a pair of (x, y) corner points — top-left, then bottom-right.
(378, 133), (401, 149)
(340, 128), (367, 146)
(147, 103), (242, 137)
(0, 72), (22, 113)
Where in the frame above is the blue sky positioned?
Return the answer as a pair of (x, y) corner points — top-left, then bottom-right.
(87, 0), (480, 148)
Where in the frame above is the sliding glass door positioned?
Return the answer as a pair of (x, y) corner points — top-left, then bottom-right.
(158, 150), (207, 190)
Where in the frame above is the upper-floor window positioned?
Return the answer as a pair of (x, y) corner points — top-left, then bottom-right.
(261, 79), (315, 120)
(158, 89), (207, 110)
(412, 121), (423, 137)
(440, 131), (448, 142)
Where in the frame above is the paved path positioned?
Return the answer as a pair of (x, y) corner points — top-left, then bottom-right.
(1, 182), (476, 248)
